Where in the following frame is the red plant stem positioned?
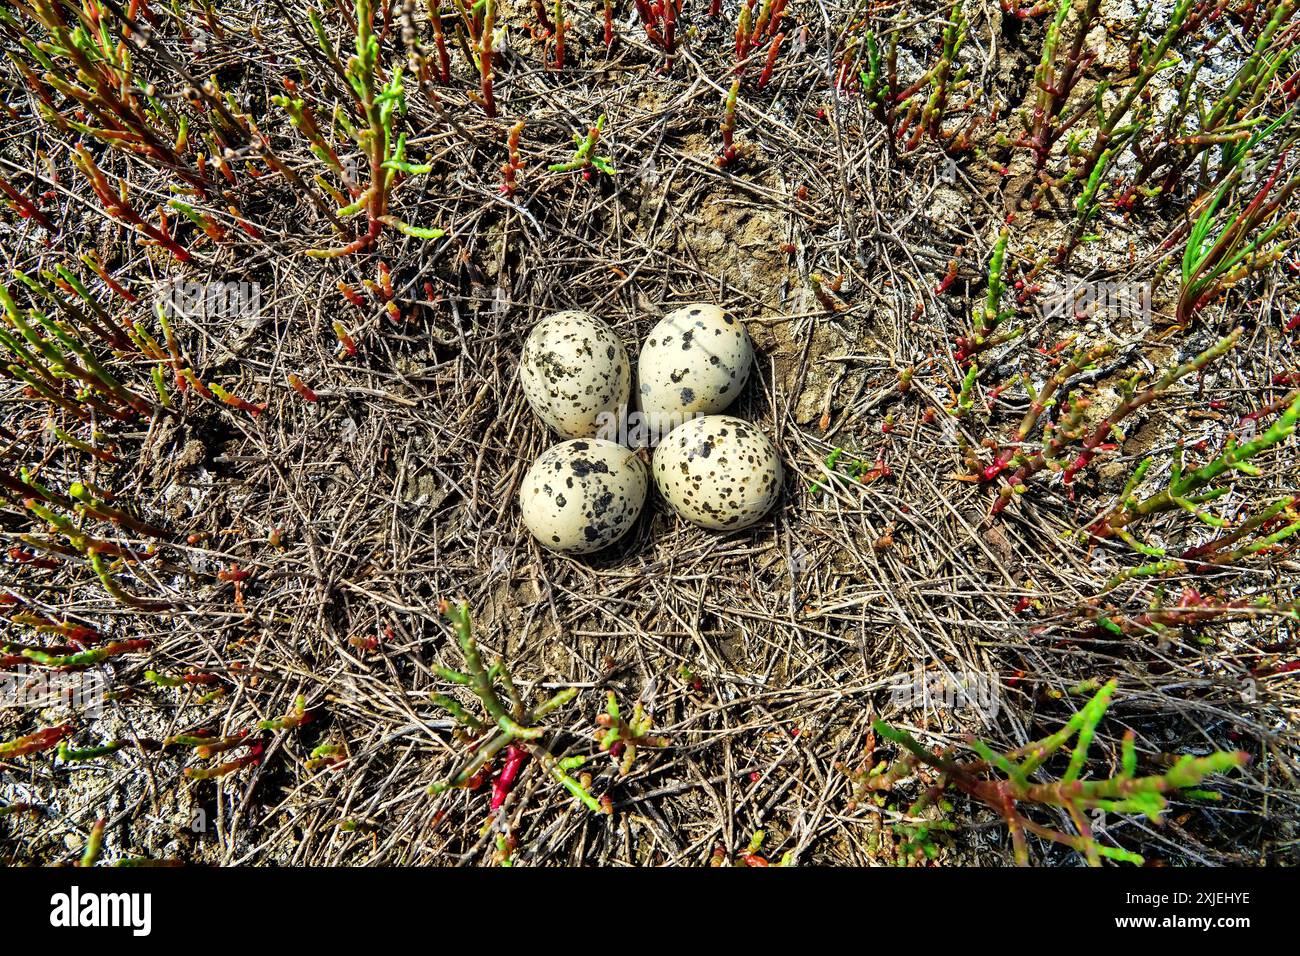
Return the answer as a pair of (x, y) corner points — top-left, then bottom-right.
(338, 282), (366, 307)
(433, 23), (451, 82)
(1107, 590), (1258, 634)
(501, 120), (525, 194)
(12, 612), (101, 646)
(766, 0), (788, 38)
(1065, 330), (1241, 483)
(990, 396), (1090, 515)
(1, 724), (72, 758)
(1179, 150), (1297, 324)
(751, 0), (772, 41)
(1024, 0), (1102, 170)
(322, 218), (384, 258)
(1253, 659), (1300, 678)
(605, 0), (614, 46)
(212, 386), (265, 417)
(185, 741), (263, 779)
(72, 146), (191, 261)
(333, 322), (358, 356)
(1283, 66), (1299, 101)
(553, 2), (567, 68)
(1239, 388), (1299, 425)
(0, 173), (54, 230)
(287, 373), (319, 402)
(80, 253), (136, 302)
(983, 342), (1114, 482)
(633, 0), (667, 48)
(736, 6), (752, 63)
(129, 0), (159, 25)
(718, 78), (741, 166)
(758, 33), (785, 89)
(481, 0), (497, 116)
(935, 257), (959, 294)
(530, 0), (555, 30)
(490, 744), (528, 810)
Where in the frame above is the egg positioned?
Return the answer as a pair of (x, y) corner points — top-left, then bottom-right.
(520, 439), (648, 553)
(520, 311), (630, 439)
(652, 416), (782, 531)
(636, 304), (753, 437)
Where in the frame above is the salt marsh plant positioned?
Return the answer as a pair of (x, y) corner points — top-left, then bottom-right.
(841, 681), (1248, 865)
(0, 724), (72, 759)
(986, 330), (1246, 515)
(549, 115), (615, 178)
(855, 2), (971, 152)
(0, 259), (267, 622)
(1176, 143), (1299, 324)
(635, 0), (682, 63)
(429, 602), (666, 818)
(429, 601), (609, 814)
(955, 229), (1020, 365)
(283, 0), (445, 255)
(1088, 392), (1300, 554)
(0, 0), (314, 255)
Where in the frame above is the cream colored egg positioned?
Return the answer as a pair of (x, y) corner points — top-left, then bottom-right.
(520, 439), (648, 553)
(652, 416), (782, 531)
(520, 311), (630, 439)
(637, 304), (753, 437)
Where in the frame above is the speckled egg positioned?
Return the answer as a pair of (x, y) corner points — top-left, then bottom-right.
(637, 304), (753, 435)
(520, 311), (630, 439)
(520, 439), (648, 553)
(652, 416), (782, 531)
